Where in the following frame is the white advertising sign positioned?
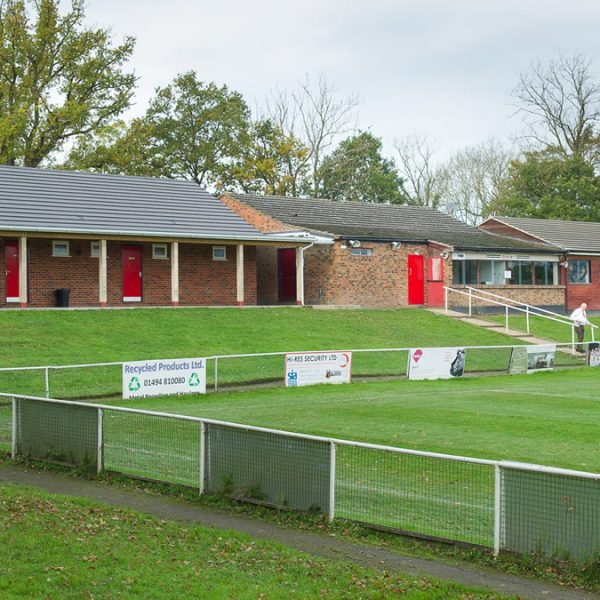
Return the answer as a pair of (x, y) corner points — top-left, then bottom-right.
(588, 343), (600, 367)
(122, 357), (206, 399)
(526, 344), (555, 373)
(285, 351), (352, 387)
(408, 347), (466, 380)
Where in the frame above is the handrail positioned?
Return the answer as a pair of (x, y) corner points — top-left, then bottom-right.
(444, 286), (595, 347)
(464, 286), (598, 330)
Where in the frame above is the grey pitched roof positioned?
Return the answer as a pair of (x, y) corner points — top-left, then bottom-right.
(227, 192), (558, 252)
(0, 165), (289, 242)
(485, 216), (600, 254)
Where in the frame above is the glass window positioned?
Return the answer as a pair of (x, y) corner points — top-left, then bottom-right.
(465, 260), (478, 284)
(479, 261), (506, 284)
(452, 260), (478, 284)
(90, 241), (100, 257)
(507, 261), (533, 284)
(452, 260), (464, 284)
(350, 248), (373, 256)
(212, 246), (227, 261)
(534, 262), (556, 285)
(569, 260), (591, 284)
(152, 244), (168, 259)
(520, 262), (533, 285)
(52, 241), (69, 257)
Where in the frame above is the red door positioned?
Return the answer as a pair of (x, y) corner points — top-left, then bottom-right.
(408, 254), (425, 305)
(5, 240), (19, 302)
(278, 248), (297, 302)
(427, 257), (444, 307)
(122, 245), (142, 302)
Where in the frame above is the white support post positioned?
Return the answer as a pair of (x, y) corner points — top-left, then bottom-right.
(296, 247), (304, 306)
(18, 237), (27, 307)
(236, 244), (244, 306)
(214, 358), (218, 392)
(592, 327), (596, 343)
(328, 441), (336, 522)
(444, 288), (448, 313)
(171, 241), (179, 306)
(97, 408), (103, 474)
(11, 396), (16, 459)
(99, 239), (108, 306)
(468, 288), (472, 317)
(526, 306), (530, 334)
(199, 421), (206, 495)
(493, 465), (501, 557)
(505, 306), (509, 331)
(572, 325), (575, 353)
(44, 368), (50, 399)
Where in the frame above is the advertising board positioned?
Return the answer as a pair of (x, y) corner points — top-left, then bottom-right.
(285, 351), (352, 387)
(408, 347), (466, 380)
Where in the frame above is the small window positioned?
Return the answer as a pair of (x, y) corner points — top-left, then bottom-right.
(90, 241), (100, 257)
(350, 248), (373, 256)
(569, 260), (591, 284)
(52, 241), (69, 257)
(212, 246), (227, 261)
(152, 244), (168, 259)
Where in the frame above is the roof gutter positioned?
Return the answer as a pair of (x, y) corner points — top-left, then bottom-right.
(0, 225), (318, 245)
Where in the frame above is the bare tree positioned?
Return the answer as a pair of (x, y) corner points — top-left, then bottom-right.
(266, 74), (361, 196)
(394, 134), (447, 208)
(441, 138), (514, 225)
(513, 53), (600, 163)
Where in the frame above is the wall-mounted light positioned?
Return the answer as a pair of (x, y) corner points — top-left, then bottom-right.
(348, 240), (361, 248)
(391, 241), (401, 250)
(441, 251), (449, 259)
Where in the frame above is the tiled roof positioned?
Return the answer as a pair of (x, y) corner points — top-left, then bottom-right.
(226, 192), (558, 252)
(0, 166), (275, 242)
(483, 216), (600, 253)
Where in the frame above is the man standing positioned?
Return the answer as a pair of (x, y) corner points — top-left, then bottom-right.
(570, 302), (590, 353)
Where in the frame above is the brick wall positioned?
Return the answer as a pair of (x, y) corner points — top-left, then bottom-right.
(563, 255), (600, 311)
(447, 284), (566, 311)
(220, 194), (297, 234)
(0, 238), (258, 308)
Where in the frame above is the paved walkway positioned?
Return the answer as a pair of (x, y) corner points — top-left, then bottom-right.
(427, 308), (582, 356)
(0, 463), (595, 600)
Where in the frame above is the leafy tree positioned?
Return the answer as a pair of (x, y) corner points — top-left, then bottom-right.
(319, 131), (408, 204)
(488, 151), (600, 221)
(230, 118), (309, 195)
(0, 0), (135, 167)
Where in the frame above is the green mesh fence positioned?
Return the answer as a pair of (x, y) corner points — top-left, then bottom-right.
(501, 467), (600, 561)
(205, 423), (331, 512)
(0, 397), (11, 452)
(103, 410), (200, 488)
(15, 398), (98, 468)
(335, 445), (495, 546)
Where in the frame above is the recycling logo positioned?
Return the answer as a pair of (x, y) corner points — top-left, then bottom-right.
(189, 372), (201, 387)
(128, 376), (141, 392)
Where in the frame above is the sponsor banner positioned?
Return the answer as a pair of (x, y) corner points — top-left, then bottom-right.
(408, 347), (466, 380)
(285, 351), (352, 387)
(122, 357), (206, 399)
(526, 344), (555, 373)
(587, 343), (600, 367)
(508, 346), (528, 375)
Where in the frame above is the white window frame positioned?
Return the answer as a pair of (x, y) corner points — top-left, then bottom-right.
(152, 243), (168, 260)
(212, 246), (227, 261)
(350, 248), (373, 257)
(52, 240), (70, 257)
(90, 241), (100, 257)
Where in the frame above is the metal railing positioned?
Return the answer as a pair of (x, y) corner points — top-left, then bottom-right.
(444, 286), (597, 349)
(0, 340), (588, 401)
(2, 392), (599, 562)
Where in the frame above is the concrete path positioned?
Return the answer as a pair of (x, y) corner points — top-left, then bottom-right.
(0, 463), (595, 600)
(427, 308), (582, 356)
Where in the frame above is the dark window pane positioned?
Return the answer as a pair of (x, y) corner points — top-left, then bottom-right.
(520, 262), (532, 284)
(465, 260), (478, 285)
(452, 261), (464, 284)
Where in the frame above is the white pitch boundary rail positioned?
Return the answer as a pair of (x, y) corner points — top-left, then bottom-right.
(444, 286), (597, 348)
(0, 340), (588, 396)
(3, 391), (600, 557)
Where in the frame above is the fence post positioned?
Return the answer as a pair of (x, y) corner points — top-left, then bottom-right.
(328, 441), (336, 523)
(505, 306), (509, 332)
(592, 327), (596, 343)
(525, 306), (530, 334)
(44, 367), (50, 399)
(199, 421), (206, 495)
(97, 408), (103, 475)
(468, 288), (472, 317)
(572, 325), (575, 353)
(494, 464), (501, 557)
(444, 287), (448, 313)
(214, 358), (218, 392)
(11, 396), (16, 459)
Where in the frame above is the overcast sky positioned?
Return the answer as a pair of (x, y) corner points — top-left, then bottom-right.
(86, 0), (600, 161)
